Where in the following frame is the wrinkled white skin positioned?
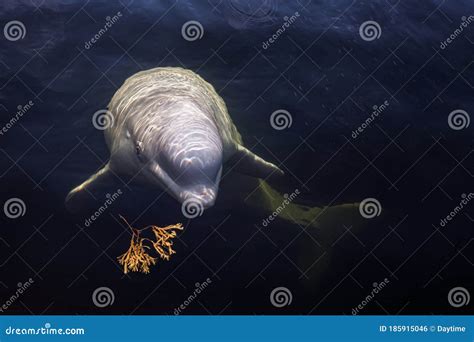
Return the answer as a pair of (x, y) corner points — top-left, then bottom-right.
(106, 67), (243, 208)
(66, 67), (283, 211)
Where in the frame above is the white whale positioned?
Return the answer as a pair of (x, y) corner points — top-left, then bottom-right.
(66, 67), (283, 210)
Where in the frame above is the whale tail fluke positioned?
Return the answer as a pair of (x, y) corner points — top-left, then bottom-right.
(227, 144), (284, 180)
(65, 164), (112, 213)
(244, 179), (365, 245)
(220, 174), (363, 238)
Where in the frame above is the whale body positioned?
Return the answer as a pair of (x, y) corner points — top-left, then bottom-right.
(66, 67), (283, 210)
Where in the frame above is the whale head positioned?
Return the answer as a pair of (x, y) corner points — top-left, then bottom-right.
(124, 103), (223, 209)
(66, 68), (286, 214)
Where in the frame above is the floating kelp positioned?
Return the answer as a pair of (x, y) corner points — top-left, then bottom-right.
(117, 215), (183, 274)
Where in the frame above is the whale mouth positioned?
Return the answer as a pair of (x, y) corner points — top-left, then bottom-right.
(149, 162), (221, 209)
(180, 183), (219, 209)
(179, 166), (222, 209)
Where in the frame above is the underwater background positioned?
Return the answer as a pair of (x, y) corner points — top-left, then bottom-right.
(0, 0), (473, 314)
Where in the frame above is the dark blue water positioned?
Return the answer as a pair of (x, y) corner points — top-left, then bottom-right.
(0, 0), (473, 314)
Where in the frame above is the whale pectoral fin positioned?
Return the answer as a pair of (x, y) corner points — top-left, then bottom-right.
(65, 164), (112, 213)
(227, 145), (284, 179)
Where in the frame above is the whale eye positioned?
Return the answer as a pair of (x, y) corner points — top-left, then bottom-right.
(135, 141), (143, 156)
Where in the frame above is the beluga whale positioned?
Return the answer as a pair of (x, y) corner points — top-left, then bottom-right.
(66, 67), (370, 288)
(66, 67), (284, 212)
